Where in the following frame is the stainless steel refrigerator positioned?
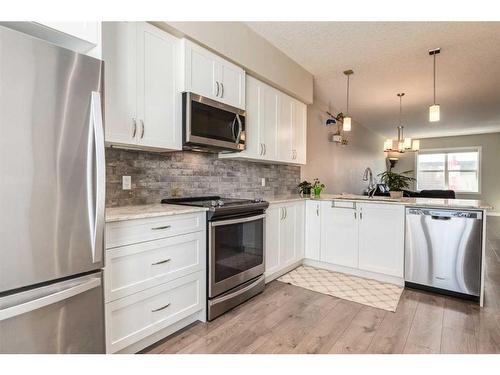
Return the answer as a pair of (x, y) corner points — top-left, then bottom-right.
(0, 26), (105, 353)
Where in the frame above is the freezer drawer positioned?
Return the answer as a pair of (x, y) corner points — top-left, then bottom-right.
(0, 272), (105, 353)
(405, 208), (482, 297)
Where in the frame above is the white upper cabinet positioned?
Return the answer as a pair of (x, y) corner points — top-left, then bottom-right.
(103, 22), (181, 151)
(292, 100), (307, 164)
(277, 94), (294, 163)
(219, 75), (306, 165)
(181, 39), (245, 110)
(357, 203), (405, 277)
(0, 22), (101, 58)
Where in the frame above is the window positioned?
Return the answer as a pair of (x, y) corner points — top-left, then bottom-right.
(416, 148), (481, 193)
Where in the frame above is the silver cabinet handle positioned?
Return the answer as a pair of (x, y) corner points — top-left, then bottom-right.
(140, 119), (145, 139)
(284, 207), (287, 219)
(235, 114), (243, 144)
(151, 225), (171, 230)
(280, 207), (284, 220)
(132, 118), (137, 138)
(354, 211), (357, 219)
(260, 143), (263, 155)
(152, 259), (171, 265)
(215, 81), (220, 97)
(151, 302), (170, 312)
(316, 205), (319, 216)
(263, 143), (266, 155)
(360, 211), (363, 220)
(220, 82), (224, 98)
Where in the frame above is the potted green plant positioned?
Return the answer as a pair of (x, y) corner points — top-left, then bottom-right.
(298, 180), (312, 195)
(312, 178), (325, 198)
(377, 170), (415, 198)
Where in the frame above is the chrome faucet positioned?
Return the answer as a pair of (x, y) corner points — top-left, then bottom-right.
(363, 167), (377, 198)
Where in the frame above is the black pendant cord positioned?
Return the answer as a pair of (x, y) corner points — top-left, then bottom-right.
(433, 53), (436, 105)
(346, 74), (350, 115)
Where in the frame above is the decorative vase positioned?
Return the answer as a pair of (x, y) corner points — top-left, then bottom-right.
(313, 187), (322, 198)
(389, 191), (403, 199)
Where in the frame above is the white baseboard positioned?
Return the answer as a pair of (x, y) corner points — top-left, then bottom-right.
(265, 259), (303, 283)
(114, 312), (204, 354)
(303, 259), (404, 287)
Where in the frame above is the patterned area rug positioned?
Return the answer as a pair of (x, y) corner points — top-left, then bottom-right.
(277, 266), (403, 312)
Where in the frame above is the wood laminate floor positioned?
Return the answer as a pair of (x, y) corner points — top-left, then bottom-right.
(143, 217), (500, 354)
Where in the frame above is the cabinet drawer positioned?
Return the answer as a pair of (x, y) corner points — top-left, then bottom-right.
(105, 213), (205, 248)
(105, 271), (205, 353)
(105, 231), (206, 302)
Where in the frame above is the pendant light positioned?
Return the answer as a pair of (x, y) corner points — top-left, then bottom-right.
(342, 69), (353, 131)
(429, 48), (441, 122)
(384, 93), (420, 153)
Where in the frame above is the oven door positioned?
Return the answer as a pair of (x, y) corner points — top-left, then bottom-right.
(209, 213), (265, 298)
(183, 92), (246, 151)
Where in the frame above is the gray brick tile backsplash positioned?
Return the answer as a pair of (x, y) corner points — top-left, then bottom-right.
(106, 148), (301, 207)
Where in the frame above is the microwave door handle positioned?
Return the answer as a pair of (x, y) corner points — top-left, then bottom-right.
(235, 114), (243, 144)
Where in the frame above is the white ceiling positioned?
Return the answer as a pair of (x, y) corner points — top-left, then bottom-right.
(246, 22), (500, 139)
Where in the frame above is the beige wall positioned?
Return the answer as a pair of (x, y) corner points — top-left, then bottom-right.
(153, 21), (313, 104)
(392, 132), (500, 213)
(301, 101), (386, 194)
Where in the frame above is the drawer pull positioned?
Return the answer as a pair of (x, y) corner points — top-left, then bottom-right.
(151, 302), (171, 312)
(151, 258), (171, 266)
(151, 225), (171, 230)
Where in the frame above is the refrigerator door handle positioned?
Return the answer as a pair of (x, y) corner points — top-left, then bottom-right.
(88, 91), (105, 264)
(0, 275), (101, 322)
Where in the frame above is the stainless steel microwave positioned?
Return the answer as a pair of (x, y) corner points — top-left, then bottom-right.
(182, 92), (246, 152)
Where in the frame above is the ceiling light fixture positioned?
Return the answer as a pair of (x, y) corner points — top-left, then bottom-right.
(384, 93), (420, 153)
(343, 69), (353, 132)
(429, 48), (441, 122)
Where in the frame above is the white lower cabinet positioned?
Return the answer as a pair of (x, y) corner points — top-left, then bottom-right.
(265, 201), (305, 281)
(304, 200), (321, 260)
(320, 201), (358, 268)
(357, 203), (405, 277)
(303, 200), (405, 284)
(104, 212), (206, 353)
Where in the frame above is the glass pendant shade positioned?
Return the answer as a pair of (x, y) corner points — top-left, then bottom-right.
(429, 104), (440, 122)
(412, 139), (420, 151)
(343, 116), (352, 132)
(404, 137), (412, 149)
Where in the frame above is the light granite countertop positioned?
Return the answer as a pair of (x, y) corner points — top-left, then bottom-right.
(105, 204), (208, 223)
(265, 193), (492, 210)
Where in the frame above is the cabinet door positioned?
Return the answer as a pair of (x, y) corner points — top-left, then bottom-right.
(305, 200), (321, 260)
(261, 84), (279, 161)
(218, 60), (245, 109)
(320, 201), (358, 268)
(280, 204), (297, 266)
(103, 22), (138, 146)
(136, 23), (181, 150)
(265, 205), (281, 277)
(292, 100), (307, 165)
(277, 94), (293, 162)
(358, 203), (405, 277)
(294, 202), (305, 261)
(183, 40), (218, 100)
(238, 76), (262, 159)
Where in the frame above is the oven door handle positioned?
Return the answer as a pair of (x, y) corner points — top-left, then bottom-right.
(210, 214), (266, 227)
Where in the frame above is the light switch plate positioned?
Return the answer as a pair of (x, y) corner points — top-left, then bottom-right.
(122, 175), (131, 190)
(261, 178), (266, 187)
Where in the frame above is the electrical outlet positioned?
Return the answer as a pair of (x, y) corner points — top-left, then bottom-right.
(261, 178), (266, 187)
(122, 176), (131, 190)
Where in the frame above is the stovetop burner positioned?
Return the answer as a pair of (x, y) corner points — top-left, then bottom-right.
(161, 196), (269, 220)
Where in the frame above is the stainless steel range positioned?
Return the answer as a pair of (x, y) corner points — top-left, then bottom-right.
(162, 196), (269, 320)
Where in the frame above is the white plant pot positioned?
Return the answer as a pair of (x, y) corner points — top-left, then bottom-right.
(389, 191), (403, 199)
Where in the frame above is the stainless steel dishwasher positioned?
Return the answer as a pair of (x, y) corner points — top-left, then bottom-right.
(405, 207), (482, 300)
